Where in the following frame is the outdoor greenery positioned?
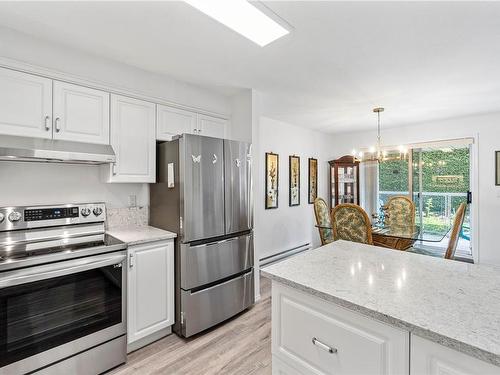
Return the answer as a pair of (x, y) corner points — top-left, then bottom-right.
(379, 148), (470, 235)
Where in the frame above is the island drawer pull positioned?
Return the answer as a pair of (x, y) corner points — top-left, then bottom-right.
(312, 337), (337, 354)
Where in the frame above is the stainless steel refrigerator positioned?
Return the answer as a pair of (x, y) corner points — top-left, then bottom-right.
(150, 134), (254, 337)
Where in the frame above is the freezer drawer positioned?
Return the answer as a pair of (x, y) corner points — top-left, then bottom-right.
(180, 269), (254, 337)
(180, 233), (254, 290)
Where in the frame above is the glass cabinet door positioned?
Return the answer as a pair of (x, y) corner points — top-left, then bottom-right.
(330, 156), (360, 208)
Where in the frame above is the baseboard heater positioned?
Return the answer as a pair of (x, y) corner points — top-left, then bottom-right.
(259, 243), (311, 267)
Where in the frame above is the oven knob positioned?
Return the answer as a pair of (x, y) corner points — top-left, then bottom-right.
(93, 207), (103, 216)
(0, 212), (4, 223)
(8, 211), (22, 222)
(81, 208), (91, 217)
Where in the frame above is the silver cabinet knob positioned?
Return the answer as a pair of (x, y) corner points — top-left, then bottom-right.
(93, 207), (103, 216)
(0, 212), (5, 223)
(81, 208), (91, 217)
(8, 211), (22, 222)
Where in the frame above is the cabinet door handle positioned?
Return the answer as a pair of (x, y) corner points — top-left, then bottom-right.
(54, 117), (61, 132)
(312, 337), (337, 354)
(129, 253), (134, 268)
(112, 163), (117, 175)
(44, 115), (51, 131)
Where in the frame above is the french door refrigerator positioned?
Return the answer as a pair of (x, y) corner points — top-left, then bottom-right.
(150, 134), (254, 337)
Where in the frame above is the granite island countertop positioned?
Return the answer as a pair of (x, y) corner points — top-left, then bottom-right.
(261, 240), (500, 366)
(106, 225), (177, 245)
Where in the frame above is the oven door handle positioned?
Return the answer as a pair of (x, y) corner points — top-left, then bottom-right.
(0, 253), (126, 289)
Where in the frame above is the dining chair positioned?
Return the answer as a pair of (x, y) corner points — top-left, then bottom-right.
(331, 203), (373, 245)
(313, 198), (334, 245)
(383, 196), (416, 226)
(444, 202), (467, 260)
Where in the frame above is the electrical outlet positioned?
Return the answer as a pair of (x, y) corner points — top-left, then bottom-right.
(129, 195), (137, 207)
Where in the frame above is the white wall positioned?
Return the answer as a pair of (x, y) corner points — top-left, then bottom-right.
(330, 112), (500, 266)
(0, 162), (148, 208)
(230, 89), (253, 143)
(254, 117), (335, 260)
(0, 27), (231, 209)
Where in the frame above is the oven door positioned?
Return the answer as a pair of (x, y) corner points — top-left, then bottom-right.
(0, 251), (126, 374)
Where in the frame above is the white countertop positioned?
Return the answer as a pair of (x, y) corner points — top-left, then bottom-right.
(106, 225), (177, 245)
(261, 240), (500, 366)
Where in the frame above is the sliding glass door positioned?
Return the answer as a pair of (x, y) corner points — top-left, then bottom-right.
(411, 145), (472, 258)
(377, 141), (473, 260)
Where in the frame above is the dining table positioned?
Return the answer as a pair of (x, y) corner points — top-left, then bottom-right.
(316, 222), (451, 251)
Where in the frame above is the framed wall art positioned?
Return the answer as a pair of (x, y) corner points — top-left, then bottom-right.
(265, 152), (279, 209)
(289, 155), (300, 206)
(308, 158), (318, 204)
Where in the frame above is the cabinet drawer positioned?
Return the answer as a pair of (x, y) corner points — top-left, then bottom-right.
(272, 283), (409, 375)
(411, 335), (500, 375)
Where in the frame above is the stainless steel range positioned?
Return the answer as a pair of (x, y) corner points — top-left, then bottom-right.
(0, 203), (127, 375)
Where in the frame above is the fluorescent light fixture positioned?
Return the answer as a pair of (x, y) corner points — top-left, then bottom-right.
(184, 0), (289, 47)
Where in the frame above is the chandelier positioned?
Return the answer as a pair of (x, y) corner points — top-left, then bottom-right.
(352, 107), (408, 163)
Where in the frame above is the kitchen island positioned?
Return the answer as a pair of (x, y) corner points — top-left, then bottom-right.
(262, 240), (500, 375)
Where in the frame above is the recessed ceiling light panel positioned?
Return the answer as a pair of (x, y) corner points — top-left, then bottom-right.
(184, 0), (289, 47)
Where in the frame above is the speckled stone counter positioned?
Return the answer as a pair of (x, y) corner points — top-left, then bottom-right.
(262, 240), (500, 366)
(106, 225), (177, 245)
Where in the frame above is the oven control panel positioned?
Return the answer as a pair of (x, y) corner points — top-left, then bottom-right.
(24, 207), (80, 222)
(0, 203), (106, 231)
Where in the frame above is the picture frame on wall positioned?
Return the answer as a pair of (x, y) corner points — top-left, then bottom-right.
(308, 158), (318, 204)
(289, 155), (300, 206)
(265, 152), (279, 209)
(496, 151), (500, 186)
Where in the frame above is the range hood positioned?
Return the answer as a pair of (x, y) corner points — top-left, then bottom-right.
(0, 134), (116, 164)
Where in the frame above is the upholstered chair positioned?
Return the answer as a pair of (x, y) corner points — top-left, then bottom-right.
(445, 203), (467, 260)
(331, 204), (373, 245)
(313, 198), (334, 245)
(383, 196), (415, 227)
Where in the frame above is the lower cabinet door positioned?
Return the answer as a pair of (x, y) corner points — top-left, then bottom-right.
(272, 283), (409, 375)
(127, 240), (174, 344)
(411, 335), (500, 375)
(273, 355), (302, 375)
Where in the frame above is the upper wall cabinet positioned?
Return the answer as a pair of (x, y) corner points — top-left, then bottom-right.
(197, 114), (227, 138)
(156, 104), (227, 140)
(156, 105), (197, 141)
(104, 94), (156, 183)
(53, 81), (110, 144)
(0, 68), (53, 139)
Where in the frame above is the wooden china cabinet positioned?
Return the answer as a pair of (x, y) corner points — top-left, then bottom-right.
(329, 155), (360, 208)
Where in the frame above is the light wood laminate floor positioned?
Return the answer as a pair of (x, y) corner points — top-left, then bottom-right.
(110, 276), (272, 375)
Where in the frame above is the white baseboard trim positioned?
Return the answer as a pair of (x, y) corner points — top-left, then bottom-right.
(259, 243), (311, 267)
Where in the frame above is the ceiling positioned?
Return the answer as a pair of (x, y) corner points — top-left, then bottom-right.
(0, 1), (499, 133)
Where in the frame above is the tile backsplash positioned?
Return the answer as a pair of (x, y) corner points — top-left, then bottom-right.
(106, 206), (149, 229)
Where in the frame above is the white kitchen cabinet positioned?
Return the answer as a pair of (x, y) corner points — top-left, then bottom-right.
(156, 105), (228, 140)
(411, 335), (499, 375)
(196, 114), (227, 138)
(156, 105), (197, 141)
(53, 81), (110, 144)
(127, 240), (175, 347)
(0, 67), (53, 139)
(105, 94), (156, 183)
(272, 283), (409, 375)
